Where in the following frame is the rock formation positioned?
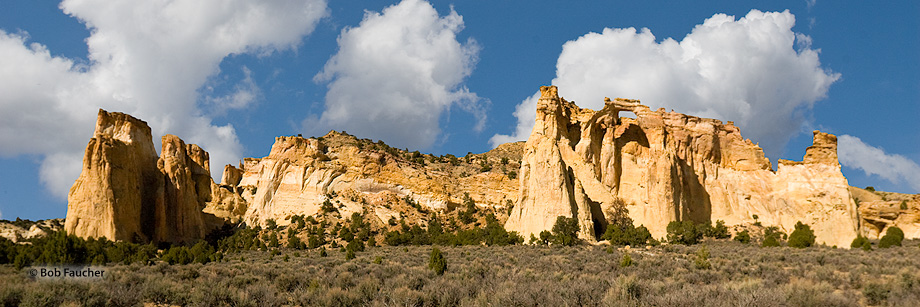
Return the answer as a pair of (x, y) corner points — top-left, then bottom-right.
(68, 87), (892, 248)
(851, 186), (920, 239)
(65, 110), (163, 242)
(505, 86), (860, 247)
(65, 110), (219, 243)
(218, 132), (519, 227)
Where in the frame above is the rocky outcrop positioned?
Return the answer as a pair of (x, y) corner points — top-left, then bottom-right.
(153, 135), (213, 243)
(65, 110), (162, 242)
(505, 86), (859, 247)
(851, 186), (920, 239)
(65, 110), (219, 243)
(226, 132), (519, 227)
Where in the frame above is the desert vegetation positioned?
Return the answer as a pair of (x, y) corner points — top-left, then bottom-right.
(1, 239), (920, 306)
(2, 203), (917, 306)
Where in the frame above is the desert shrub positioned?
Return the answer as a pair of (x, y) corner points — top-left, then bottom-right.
(507, 170), (517, 180)
(429, 247), (447, 275)
(267, 232), (279, 248)
(707, 220), (730, 239)
(479, 161), (492, 172)
(900, 201), (908, 210)
(694, 246), (712, 270)
(733, 230), (751, 244)
(762, 226), (784, 247)
(321, 200), (337, 214)
(602, 224), (653, 246)
(851, 235), (871, 250)
(345, 249), (355, 260)
(865, 186), (876, 192)
(620, 253), (633, 267)
(367, 236), (377, 247)
(539, 230), (552, 245)
(458, 193), (478, 224)
(339, 227), (354, 243)
(667, 221), (701, 245)
(879, 226), (904, 248)
(863, 281), (890, 305)
(265, 219), (277, 230)
(287, 235), (305, 250)
(551, 216), (580, 246)
(346, 239), (364, 253)
(787, 221), (816, 248)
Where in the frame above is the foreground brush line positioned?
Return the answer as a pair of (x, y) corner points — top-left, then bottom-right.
(1, 242), (920, 306)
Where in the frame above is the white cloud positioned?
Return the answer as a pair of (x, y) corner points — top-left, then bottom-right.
(0, 0), (328, 199)
(838, 135), (920, 192)
(203, 67), (261, 117)
(490, 10), (839, 159)
(310, 0), (484, 150)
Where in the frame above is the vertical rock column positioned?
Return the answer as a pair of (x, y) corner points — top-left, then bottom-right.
(505, 86), (582, 240)
(155, 135), (210, 243)
(65, 110), (162, 242)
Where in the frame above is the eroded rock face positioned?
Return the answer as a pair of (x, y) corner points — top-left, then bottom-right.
(230, 133), (519, 227)
(852, 186), (920, 239)
(65, 110), (162, 242)
(505, 86), (859, 247)
(65, 110), (219, 243)
(153, 135), (212, 243)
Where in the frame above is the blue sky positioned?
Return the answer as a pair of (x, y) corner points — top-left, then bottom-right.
(0, 0), (917, 220)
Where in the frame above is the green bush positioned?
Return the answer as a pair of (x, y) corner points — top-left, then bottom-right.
(694, 246), (712, 270)
(879, 226), (904, 248)
(761, 226), (784, 247)
(345, 248), (355, 260)
(551, 216), (580, 246)
(620, 253), (633, 268)
(429, 247), (447, 275)
(708, 220), (730, 239)
(787, 221), (816, 248)
(733, 230), (751, 244)
(287, 235), (305, 250)
(602, 224), (653, 246)
(666, 221), (701, 245)
(539, 230), (552, 245)
(850, 235), (872, 251)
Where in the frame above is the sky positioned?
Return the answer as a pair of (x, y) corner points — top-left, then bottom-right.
(0, 0), (917, 220)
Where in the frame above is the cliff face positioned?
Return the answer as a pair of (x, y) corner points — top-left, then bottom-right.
(851, 186), (920, 239)
(65, 110), (219, 243)
(65, 110), (162, 242)
(505, 86), (859, 247)
(217, 132), (519, 227)
(67, 88), (877, 246)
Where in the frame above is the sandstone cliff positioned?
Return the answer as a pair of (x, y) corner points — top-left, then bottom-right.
(851, 186), (920, 239)
(214, 132), (520, 228)
(65, 110), (219, 243)
(505, 86), (859, 247)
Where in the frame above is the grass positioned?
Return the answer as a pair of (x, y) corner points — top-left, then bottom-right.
(1, 240), (920, 306)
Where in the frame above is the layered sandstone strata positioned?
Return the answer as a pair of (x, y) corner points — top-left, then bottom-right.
(505, 86), (859, 247)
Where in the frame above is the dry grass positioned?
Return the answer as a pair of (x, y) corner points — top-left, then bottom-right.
(1, 240), (919, 306)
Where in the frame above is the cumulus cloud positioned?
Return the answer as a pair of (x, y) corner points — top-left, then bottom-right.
(203, 67), (262, 117)
(490, 10), (839, 159)
(311, 0), (484, 150)
(0, 0), (328, 198)
(838, 135), (920, 192)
